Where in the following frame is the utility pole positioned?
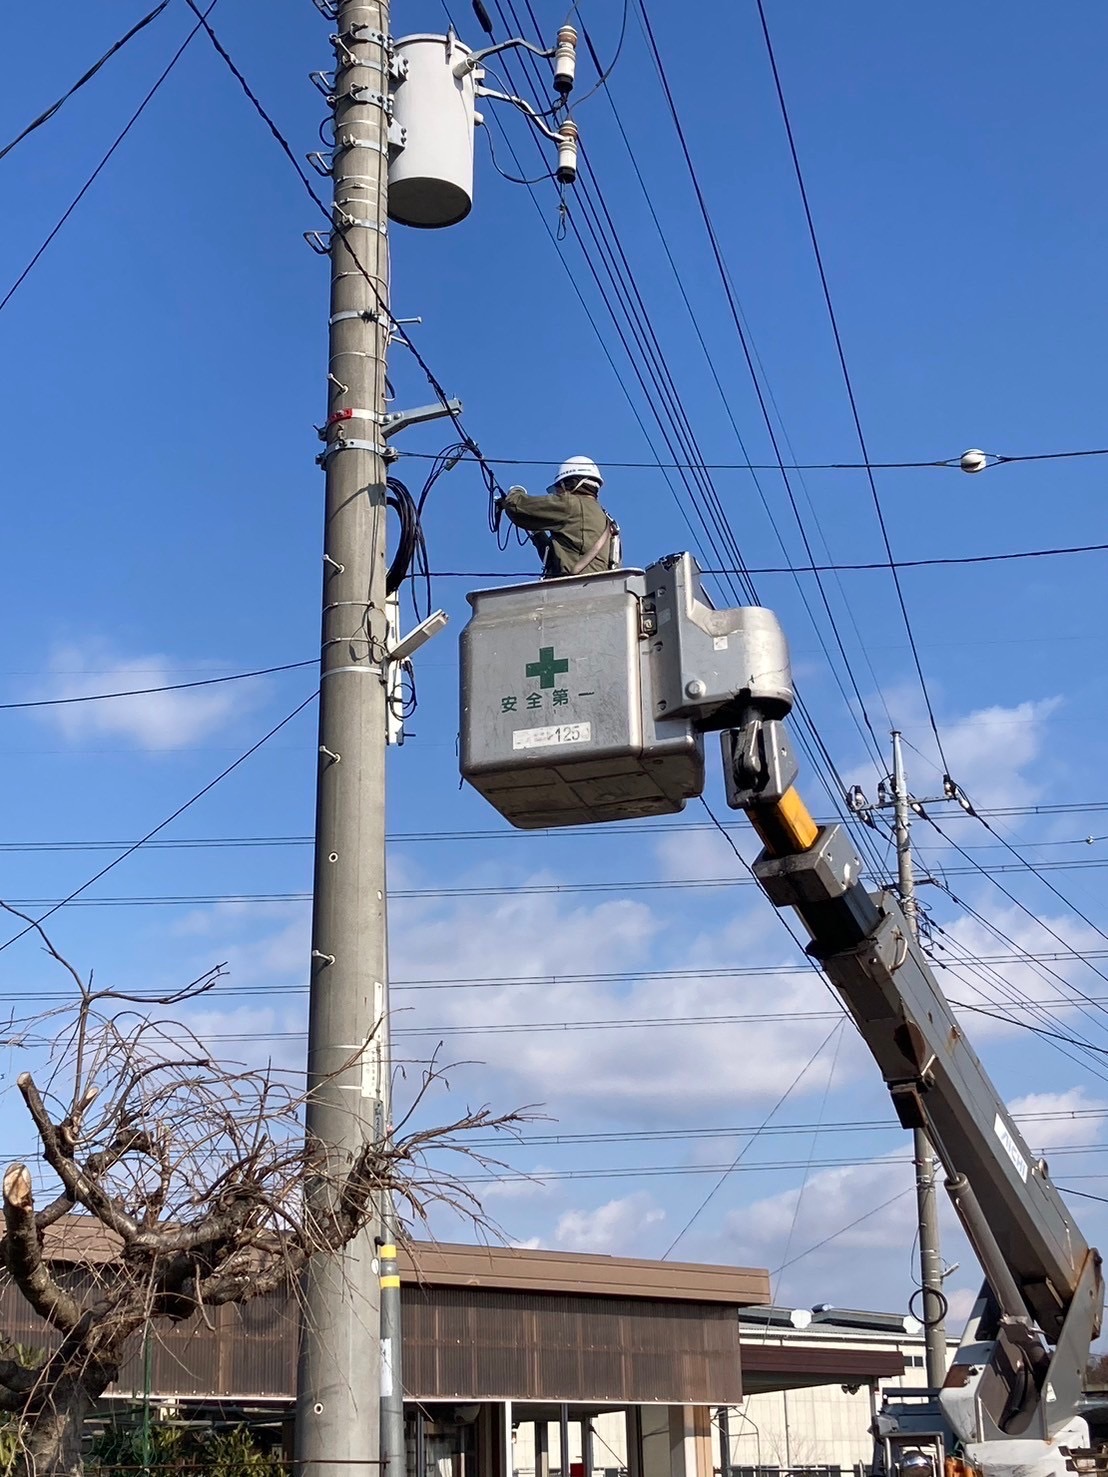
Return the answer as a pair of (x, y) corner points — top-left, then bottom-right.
(890, 730), (949, 1388)
(296, 2), (393, 1475)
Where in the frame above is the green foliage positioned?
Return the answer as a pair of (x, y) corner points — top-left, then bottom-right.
(90, 1421), (284, 1477)
(205, 1428), (284, 1477)
(0, 1419), (25, 1477)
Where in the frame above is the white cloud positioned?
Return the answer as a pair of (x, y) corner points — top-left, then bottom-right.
(652, 824), (757, 882)
(944, 1285), (979, 1325)
(35, 641), (258, 750)
(553, 1192), (664, 1254)
(935, 903), (1106, 1048)
(389, 879), (850, 1118)
(941, 698), (1062, 810)
(1011, 1087), (1107, 1151)
(852, 687), (1060, 813)
(731, 1153), (919, 1261)
(478, 1171), (555, 1201)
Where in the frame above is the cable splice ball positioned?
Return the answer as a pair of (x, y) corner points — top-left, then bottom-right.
(960, 448), (989, 474)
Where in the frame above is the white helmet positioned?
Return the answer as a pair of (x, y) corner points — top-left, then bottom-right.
(548, 455), (603, 493)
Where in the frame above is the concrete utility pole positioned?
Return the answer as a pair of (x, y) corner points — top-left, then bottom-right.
(890, 730), (949, 1388)
(296, 3), (394, 1475)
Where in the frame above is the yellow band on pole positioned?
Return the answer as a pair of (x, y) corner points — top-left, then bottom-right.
(380, 1244), (397, 1259)
(380, 1275), (401, 1288)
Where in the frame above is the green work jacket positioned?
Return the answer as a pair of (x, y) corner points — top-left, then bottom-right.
(500, 488), (616, 577)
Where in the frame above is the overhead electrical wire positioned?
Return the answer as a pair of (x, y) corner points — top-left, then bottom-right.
(0, 802), (1102, 853)
(773, 1018), (846, 1299)
(484, 0), (892, 885)
(926, 925), (1108, 1087)
(569, 5), (891, 774)
(450, 1143), (1108, 1188)
(69, 997), (1107, 1044)
(925, 891), (1108, 1085)
(0, 692), (318, 955)
(400, 447), (1108, 473)
(11, 967), (1108, 1008)
(0, 660), (313, 712)
(0, 3), (169, 165)
(181, 0), (508, 518)
(896, 736), (1108, 1004)
(0, 0), (223, 317)
(456, 1105), (1108, 1148)
(922, 811), (1108, 998)
(574, 7), (893, 738)
(660, 1019), (846, 1259)
(771, 1188), (915, 1279)
(571, 0), (893, 771)
(8, 856), (1092, 905)
(747, 0), (951, 774)
(428, 539), (1108, 576)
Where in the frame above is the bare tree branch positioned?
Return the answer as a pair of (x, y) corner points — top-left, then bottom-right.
(0, 919), (528, 1477)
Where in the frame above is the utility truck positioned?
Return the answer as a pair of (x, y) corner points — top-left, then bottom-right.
(459, 554), (1104, 1477)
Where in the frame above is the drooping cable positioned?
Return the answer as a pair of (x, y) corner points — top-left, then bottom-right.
(628, 0), (890, 766)
(749, 0), (951, 772)
(182, 0), (509, 511)
(484, 2), (892, 881)
(0, 691), (318, 955)
(575, 8), (894, 751)
(0, 660), (314, 712)
(0, 3), (169, 165)
(423, 539), (1108, 575)
(0, 0), (223, 317)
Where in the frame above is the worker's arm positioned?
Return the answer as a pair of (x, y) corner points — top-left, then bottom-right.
(497, 487), (574, 533)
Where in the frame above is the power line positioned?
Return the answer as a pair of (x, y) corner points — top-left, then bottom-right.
(427, 540), (1108, 576)
(14, 856), (1108, 908)
(0, 3), (169, 164)
(660, 1020), (846, 1259)
(0, 802), (1102, 852)
(0, 659), (313, 712)
(181, 0), (507, 511)
(923, 813), (1108, 994)
(400, 447), (1108, 472)
(750, 0), (950, 773)
(0, 691), (318, 954)
(458, 1143), (1108, 1186)
(486, 0), (891, 878)
(12, 955), (1108, 1004)
(772, 1189), (915, 1277)
(0, 0), (223, 317)
(460, 1106), (1108, 1148)
(609, 0), (889, 768)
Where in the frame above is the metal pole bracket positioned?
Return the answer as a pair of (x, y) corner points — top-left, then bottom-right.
(382, 398), (463, 440)
(316, 438), (388, 467)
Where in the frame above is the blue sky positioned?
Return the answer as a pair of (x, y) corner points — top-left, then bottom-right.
(0, 0), (1107, 1327)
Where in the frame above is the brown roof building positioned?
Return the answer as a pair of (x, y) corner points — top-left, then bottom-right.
(16, 1221), (902, 1477)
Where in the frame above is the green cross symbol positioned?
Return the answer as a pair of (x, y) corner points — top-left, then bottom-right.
(525, 645), (569, 690)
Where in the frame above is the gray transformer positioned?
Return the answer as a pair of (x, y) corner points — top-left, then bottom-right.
(459, 553), (793, 829)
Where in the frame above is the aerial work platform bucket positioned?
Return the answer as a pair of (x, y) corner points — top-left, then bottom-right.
(459, 554), (793, 830)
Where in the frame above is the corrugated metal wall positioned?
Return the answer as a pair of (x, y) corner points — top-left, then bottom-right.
(0, 1282), (742, 1404)
(403, 1287), (742, 1402)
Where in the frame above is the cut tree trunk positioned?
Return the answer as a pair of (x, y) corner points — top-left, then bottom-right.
(17, 1374), (100, 1477)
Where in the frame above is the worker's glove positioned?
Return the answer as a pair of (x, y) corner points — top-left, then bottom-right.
(507, 485), (527, 498)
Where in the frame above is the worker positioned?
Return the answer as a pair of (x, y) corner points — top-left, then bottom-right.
(497, 456), (621, 578)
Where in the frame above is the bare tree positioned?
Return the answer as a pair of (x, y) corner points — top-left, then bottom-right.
(0, 909), (526, 1477)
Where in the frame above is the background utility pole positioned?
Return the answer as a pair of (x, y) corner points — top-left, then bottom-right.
(890, 730), (949, 1387)
(296, 2), (393, 1475)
